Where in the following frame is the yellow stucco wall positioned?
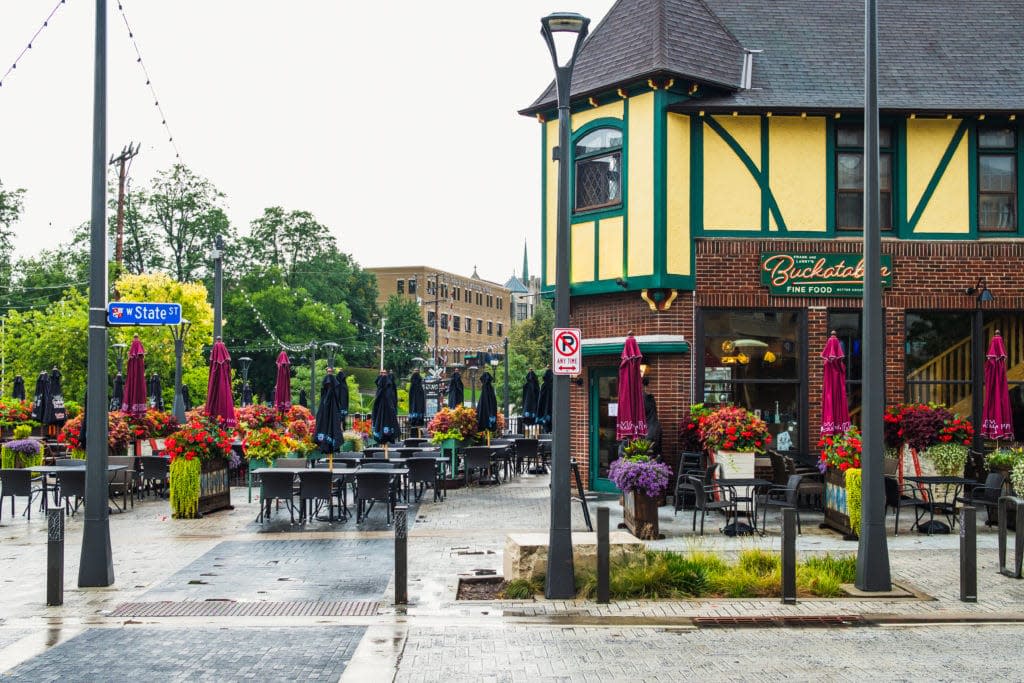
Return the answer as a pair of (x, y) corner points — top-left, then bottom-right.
(572, 100), (624, 132)
(598, 216), (624, 280)
(545, 119), (558, 284)
(571, 221), (596, 283)
(908, 118), (969, 233)
(628, 92), (654, 276)
(769, 116), (827, 231)
(703, 115), (762, 231)
(666, 112), (691, 275)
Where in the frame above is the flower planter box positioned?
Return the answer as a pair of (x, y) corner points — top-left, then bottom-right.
(823, 467), (857, 539)
(715, 450), (756, 478)
(622, 490), (662, 540)
(197, 456), (232, 516)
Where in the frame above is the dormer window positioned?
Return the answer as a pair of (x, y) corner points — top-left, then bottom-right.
(574, 127), (622, 212)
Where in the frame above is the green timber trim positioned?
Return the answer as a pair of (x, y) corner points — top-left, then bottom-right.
(1020, 119), (1024, 235)
(570, 117), (626, 285)
(702, 115), (787, 232)
(583, 340), (690, 357)
(896, 120), (909, 236)
(622, 97), (631, 282)
(653, 89), (668, 278)
(968, 119), (978, 234)
(689, 113), (703, 261)
(906, 119), (969, 234)
(556, 273), (693, 296)
(540, 121), (548, 290)
(825, 118), (836, 233)
(761, 114), (770, 230)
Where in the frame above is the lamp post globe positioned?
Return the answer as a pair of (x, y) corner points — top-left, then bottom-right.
(539, 10), (590, 600)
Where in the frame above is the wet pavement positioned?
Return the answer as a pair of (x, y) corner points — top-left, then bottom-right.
(0, 470), (1022, 681)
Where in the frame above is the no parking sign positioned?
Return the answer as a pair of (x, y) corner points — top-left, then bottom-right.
(552, 328), (582, 375)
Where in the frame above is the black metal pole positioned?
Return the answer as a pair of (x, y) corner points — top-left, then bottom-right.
(79, 0), (114, 587)
(855, 0), (892, 592)
(970, 306), (985, 477)
(959, 506), (977, 602)
(172, 336), (185, 422)
(781, 508), (797, 604)
(596, 506), (609, 603)
(309, 344), (317, 416)
(47, 508), (65, 605)
(395, 504), (408, 605)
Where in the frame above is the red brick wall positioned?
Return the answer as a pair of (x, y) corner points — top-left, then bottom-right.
(566, 238), (1024, 489)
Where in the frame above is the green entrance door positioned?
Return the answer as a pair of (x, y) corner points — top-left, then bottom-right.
(590, 367), (621, 492)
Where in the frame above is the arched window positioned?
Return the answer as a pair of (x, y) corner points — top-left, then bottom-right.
(574, 127), (622, 212)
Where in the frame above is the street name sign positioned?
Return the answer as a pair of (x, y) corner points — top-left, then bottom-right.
(552, 327), (582, 375)
(107, 302), (182, 326)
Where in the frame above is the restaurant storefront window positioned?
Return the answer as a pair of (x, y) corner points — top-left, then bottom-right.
(829, 312), (863, 427)
(904, 312), (972, 408)
(698, 309), (805, 454)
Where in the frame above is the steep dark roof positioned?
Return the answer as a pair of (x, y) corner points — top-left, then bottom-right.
(523, 0), (1024, 116)
(522, 0), (746, 115)
(680, 0), (1024, 112)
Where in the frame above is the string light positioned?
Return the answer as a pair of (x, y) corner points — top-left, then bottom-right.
(116, 0), (182, 161)
(0, 0), (68, 91)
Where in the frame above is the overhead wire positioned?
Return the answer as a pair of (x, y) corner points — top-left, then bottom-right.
(0, 0), (68, 91)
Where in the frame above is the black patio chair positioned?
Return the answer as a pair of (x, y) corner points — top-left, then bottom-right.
(299, 469), (336, 523)
(885, 476), (929, 535)
(353, 471), (394, 524)
(407, 456), (440, 502)
(402, 438), (429, 447)
(140, 456), (171, 498)
(672, 451), (705, 513)
(0, 469), (42, 521)
(689, 475), (737, 535)
(55, 468), (86, 517)
(461, 447), (498, 486)
(955, 472), (1006, 526)
(759, 474), (805, 534)
(514, 439), (539, 475)
(259, 470), (297, 524)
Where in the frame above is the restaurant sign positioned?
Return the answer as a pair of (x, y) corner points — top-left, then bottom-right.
(760, 252), (892, 297)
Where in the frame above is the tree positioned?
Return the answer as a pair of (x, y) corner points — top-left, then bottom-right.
(143, 165), (234, 283)
(496, 299), (553, 414)
(241, 207), (336, 287)
(3, 289), (89, 401)
(0, 180), (26, 286)
(382, 294), (429, 376)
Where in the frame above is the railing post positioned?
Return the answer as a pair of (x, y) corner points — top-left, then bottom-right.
(596, 507), (609, 604)
(781, 508), (797, 604)
(959, 506), (977, 601)
(47, 509), (65, 606)
(395, 505), (408, 604)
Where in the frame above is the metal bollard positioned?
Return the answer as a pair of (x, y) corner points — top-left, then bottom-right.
(997, 496), (1024, 579)
(47, 509), (64, 606)
(780, 508), (797, 604)
(959, 506), (977, 602)
(394, 505), (408, 605)
(596, 507), (609, 604)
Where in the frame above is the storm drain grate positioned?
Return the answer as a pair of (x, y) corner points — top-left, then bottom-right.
(109, 600), (380, 618)
(693, 615), (868, 629)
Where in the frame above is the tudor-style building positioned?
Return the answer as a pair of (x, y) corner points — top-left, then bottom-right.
(520, 0), (1024, 491)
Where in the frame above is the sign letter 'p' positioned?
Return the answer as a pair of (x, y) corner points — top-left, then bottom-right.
(552, 328), (582, 375)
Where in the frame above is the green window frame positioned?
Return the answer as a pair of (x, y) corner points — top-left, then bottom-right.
(573, 126), (623, 213)
(835, 123), (894, 231)
(977, 126), (1018, 232)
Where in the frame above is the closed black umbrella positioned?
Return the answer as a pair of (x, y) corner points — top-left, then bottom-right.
(12, 375), (25, 401)
(314, 372), (343, 453)
(111, 373), (124, 411)
(408, 371), (426, 427)
(241, 381), (253, 407)
(337, 371), (350, 424)
(30, 371), (49, 422)
(181, 384), (192, 411)
(521, 369), (540, 426)
(644, 392), (663, 457)
(149, 373), (164, 411)
(536, 369), (554, 432)
(447, 370), (464, 409)
(476, 371), (498, 433)
(372, 372), (400, 444)
(44, 367), (67, 426)
(298, 388), (308, 408)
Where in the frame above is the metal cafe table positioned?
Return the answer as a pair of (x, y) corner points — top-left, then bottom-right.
(715, 477), (773, 536)
(904, 475), (975, 534)
(28, 463), (127, 513)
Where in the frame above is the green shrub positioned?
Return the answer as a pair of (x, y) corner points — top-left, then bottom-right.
(502, 577), (543, 599)
(925, 443), (969, 476)
(845, 468), (863, 535)
(738, 549), (780, 576)
(12, 424), (32, 439)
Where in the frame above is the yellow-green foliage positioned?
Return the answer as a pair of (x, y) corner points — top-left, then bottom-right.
(845, 468), (863, 536)
(1, 442), (43, 469)
(71, 448), (86, 460)
(169, 457), (201, 519)
(12, 425), (31, 439)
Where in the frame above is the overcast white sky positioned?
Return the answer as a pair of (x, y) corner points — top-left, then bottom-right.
(0, 0), (613, 284)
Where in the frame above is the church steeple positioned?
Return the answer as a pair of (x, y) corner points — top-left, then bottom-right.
(522, 241), (529, 284)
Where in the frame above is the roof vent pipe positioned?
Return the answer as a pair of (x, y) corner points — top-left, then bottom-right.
(740, 49), (762, 90)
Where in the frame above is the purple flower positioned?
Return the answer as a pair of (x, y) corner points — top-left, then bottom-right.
(5, 438), (41, 455)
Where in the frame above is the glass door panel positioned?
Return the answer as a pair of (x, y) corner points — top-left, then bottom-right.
(590, 368), (620, 492)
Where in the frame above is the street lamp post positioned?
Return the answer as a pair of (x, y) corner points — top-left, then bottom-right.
(309, 343), (317, 415)
(322, 342), (340, 369)
(238, 356), (252, 406)
(170, 320), (192, 423)
(855, 0), (892, 592)
(468, 365), (479, 409)
(210, 235), (224, 341)
(80, 0), (113, 588)
(111, 342), (127, 376)
(540, 11), (590, 599)
(503, 337), (510, 425)
(967, 278), (994, 478)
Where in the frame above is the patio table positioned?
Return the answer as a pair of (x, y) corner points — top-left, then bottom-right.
(29, 464), (126, 513)
(716, 477), (773, 536)
(905, 475), (975, 534)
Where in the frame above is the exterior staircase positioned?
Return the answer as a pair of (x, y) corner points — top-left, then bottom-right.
(905, 315), (1024, 416)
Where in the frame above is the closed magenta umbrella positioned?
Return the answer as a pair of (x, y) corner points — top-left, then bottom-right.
(204, 338), (237, 428)
(536, 369), (553, 432)
(521, 369), (540, 426)
(274, 351), (292, 411)
(820, 331), (851, 436)
(315, 371), (342, 453)
(123, 335), (148, 417)
(616, 334), (647, 441)
(982, 330), (1013, 441)
(372, 371), (399, 444)
(447, 370), (465, 409)
(476, 371), (498, 433)
(408, 371), (426, 428)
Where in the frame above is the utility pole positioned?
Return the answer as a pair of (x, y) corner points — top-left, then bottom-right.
(211, 234), (224, 340)
(379, 317), (387, 372)
(108, 142), (139, 270)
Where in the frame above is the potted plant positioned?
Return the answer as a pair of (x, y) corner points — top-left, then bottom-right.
(698, 405), (771, 478)
(341, 430), (365, 452)
(608, 446), (673, 540)
(1, 438), (44, 469)
(986, 448), (1020, 480)
(923, 414), (973, 487)
(243, 427), (295, 467)
(1011, 450), (1024, 496)
(819, 425), (863, 539)
(165, 416), (234, 518)
(57, 412), (132, 458)
(429, 406), (479, 483)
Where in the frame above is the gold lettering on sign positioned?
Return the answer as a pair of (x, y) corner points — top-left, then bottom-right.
(761, 254), (892, 288)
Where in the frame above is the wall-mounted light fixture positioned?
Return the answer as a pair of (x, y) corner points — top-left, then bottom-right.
(965, 277), (994, 304)
(615, 277), (628, 289)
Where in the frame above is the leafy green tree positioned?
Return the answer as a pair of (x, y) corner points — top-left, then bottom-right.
(0, 180), (26, 286)
(496, 299), (553, 414)
(3, 289), (89, 401)
(382, 294), (428, 376)
(240, 207), (336, 288)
